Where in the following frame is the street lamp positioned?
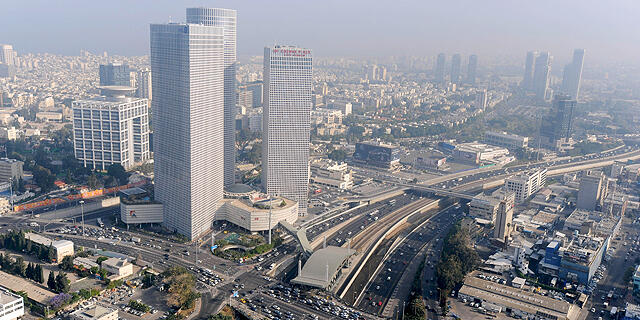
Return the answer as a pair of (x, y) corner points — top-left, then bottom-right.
(79, 200), (85, 237)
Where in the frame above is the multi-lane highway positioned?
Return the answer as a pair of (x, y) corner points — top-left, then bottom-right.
(355, 204), (462, 316)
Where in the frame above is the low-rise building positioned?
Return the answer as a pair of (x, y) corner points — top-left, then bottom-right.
(119, 188), (163, 225)
(458, 271), (580, 320)
(35, 111), (63, 122)
(310, 161), (353, 190)
(0, 158), (23, 183)
(73, 257), (99, 270)
(484, 131), (529, 149)
(504, 168), (547, 203)
(101, 258), (133, 278)
(353, 141), (400, 169)
(24, 233), (74, 262)
(452, 142), (511, 165)
(0, 287), (24, 320)
(70, 304), (118, 320)
(216, 184), (299, 232)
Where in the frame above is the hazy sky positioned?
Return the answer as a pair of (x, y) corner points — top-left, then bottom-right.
(1, 0), (639, 63)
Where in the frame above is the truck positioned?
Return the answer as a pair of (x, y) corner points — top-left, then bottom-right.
(269, 263), (276, 270)
(97, 218), (104, 228)
(611, 306), (618, 316)
(131, 237), (141, 243)
(607, 290), (613, 300)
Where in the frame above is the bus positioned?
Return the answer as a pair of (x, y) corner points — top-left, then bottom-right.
(97, 218), (104, 228)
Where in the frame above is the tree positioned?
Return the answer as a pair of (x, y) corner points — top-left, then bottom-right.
(33, 165), (56, 192)
(35, 264), (44, 283)
(59, 256), (74, 271)
(87, 173), (100, 190)
(107, 164), (129, 185)
(328, 149), (347, 162)
(47, 244), (55, 262)
(47, 271), (56, 291)
(25, 262), (33, 280)
(55, 272), (70, 293)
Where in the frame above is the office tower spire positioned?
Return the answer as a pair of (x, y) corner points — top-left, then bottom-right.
(561, 49), (585, 100)
(262, 46), (313, 216)
(187, 7), (238, 186)
(150, 23), (225, 240)
(450, 53), (461, 84)
(434, 53), (446, 84)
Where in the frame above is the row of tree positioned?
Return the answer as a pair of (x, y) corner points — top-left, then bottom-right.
(0, 230), (56, 262)
(0, 253), (45, 283)
(435, 221), (480, 314)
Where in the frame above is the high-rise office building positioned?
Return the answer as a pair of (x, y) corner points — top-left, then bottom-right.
(434, 53), (446, 84)
(186, 7), (237, 187)
(0, 45), (15, 66)
(540, 94), (576, 149)
(577, 171), (604, 211)
(561, 49), (585, 100)
(136, 69), (152, 101)
(466, 54), (478, 85)
(150, 23), (225, 240)
(532, 52), (551, 101)
(72, 87), (150, 170)
(522, 51), (538, 92)
(99, 62), (131, 86)
(450, 54), (462, 84)
(262, 46), (313, 216)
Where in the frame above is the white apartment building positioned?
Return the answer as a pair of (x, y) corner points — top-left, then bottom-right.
(151, 23), (225, 240)
(135, 69), (152, 101)
(0, 288), (23, 320)
(72, 87), (150, 170)
(311, 108), (342, 125)
(187, 7), (237, 187)
(504, 168), (547, 203)
(0, 158), (23, 183)
(262, 46), (313, 216)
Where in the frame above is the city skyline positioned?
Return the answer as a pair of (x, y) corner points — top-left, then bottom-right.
(1, 1), (640, 64)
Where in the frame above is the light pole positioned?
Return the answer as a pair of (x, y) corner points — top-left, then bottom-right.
(79, 200), (85, 237)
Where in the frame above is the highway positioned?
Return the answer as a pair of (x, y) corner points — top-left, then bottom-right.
(355, 204), (462, 316)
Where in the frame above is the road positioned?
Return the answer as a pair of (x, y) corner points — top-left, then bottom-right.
(355, 204), (461, 316)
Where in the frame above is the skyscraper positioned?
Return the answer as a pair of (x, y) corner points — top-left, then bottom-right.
(72, 87), (150, 170)
(522, 51), (537, 91)
(561, 49), (585, 100)
(532, 51), (551, 101)
(262, 46), (312, 216)
(136, 69), (152, 101)
(466, 54), (478, 85)
(450, 53), (461, 84)
(540, 94), (576, 149)
(0, 45), (14, 66)
(150, 23), (225, 240)
(186, 7), (237, 186)
(434, 53), (446, 84)
(99, 62), (131, 86)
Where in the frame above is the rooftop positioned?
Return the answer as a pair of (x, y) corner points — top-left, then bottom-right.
(291, 246), (355, 288)
(71, 304), (117, 320)
(0, 270), (55, 305)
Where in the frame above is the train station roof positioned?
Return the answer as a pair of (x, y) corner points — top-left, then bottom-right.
(291, 246), (355, 289)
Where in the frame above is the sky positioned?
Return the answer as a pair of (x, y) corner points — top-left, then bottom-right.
(1, 0), (639, 63)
